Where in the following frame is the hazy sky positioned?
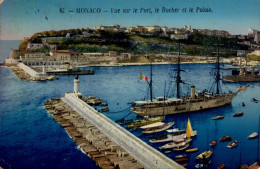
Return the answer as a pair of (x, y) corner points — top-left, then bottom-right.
(0, 0), (259, 40)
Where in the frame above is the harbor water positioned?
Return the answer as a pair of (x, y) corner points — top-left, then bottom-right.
(1, 40), (260, 169)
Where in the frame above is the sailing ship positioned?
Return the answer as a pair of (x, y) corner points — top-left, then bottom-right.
(131, 43), (237, 116)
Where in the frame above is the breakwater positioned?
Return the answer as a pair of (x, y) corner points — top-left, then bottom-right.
(45, 98), (143, 169)
(60, 92), (184, 169)
(7, 64), (56, 81)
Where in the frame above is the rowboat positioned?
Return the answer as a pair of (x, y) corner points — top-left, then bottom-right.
(219, 136), (232, 142)
(210, 140), (217, 146)
(252, 98), (258, 103)
(175, 157), (189, 162)
(127, 116), (164, 128)
(195, 160), (211, 169)
(248, 132), (258, 139)
(218, 163), (225, 169)
(196, 150), (213, 159)
(142, 122), (174, 134)
(166, 128), (179, 133)
(186, 148), (199, 153)
(211, 116), (224, 120)
(233, 112), (244, 117)
(175, 154), (187, 159)
(173, 142), (190, 151)
(227, 140), (238, 148)
(160, 138), (192, 149)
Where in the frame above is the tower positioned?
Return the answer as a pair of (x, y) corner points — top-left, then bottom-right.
(74, 75), (80, 93)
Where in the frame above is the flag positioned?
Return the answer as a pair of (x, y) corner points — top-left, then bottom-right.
(139, 72), (148, 81)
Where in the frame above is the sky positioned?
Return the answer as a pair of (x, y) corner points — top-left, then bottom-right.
(0, 0), (259, 40)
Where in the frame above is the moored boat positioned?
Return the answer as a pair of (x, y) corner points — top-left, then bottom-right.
(140, 122), (165, 129)
(131, 44), (238, 117)
(175, 157), (189, 162)
(175, 154), (187, 159)
(101, 107), (109, 112)
(227, 140), (238, 148)
(186, 148), (199, 153)
(211, 116), (224, 120)
(233, 112), (244, 117)
(141, 122), (174, 134)
(210, 140), (217, 146)
(196, 150), (213, 159)
(252, 98), (258, 103)
(173, 142), (190, 151)
(248, 132), (258, 139)
(218, 163), (225, 169)
(119, 119), (133, 125)
(127, 116), (164, 128)
(160, 138), (192, 150)
(195, 160), (211, 169)
(219, 136), (232, 142)
(149, 130), (197, 143)
(166, 128), (179, 133)
(242, 102), (245, 107)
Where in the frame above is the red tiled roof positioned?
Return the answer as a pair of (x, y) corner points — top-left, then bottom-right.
(50, 50), (70, 53)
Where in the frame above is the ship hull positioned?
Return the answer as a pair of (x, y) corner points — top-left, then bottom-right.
(132, 93), (237, 116)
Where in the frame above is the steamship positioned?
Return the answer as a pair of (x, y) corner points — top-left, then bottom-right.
(131, 44), (238, 117)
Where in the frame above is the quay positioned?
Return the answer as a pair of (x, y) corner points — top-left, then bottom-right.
(4, 61), (56, 81)
(44, 76), (184, 169)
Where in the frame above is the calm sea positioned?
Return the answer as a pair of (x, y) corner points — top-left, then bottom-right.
(1, 40), (260, 169)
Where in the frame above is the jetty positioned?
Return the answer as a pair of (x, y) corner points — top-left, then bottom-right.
(44, 76), (184, 169)
(4, 62), (56, 81)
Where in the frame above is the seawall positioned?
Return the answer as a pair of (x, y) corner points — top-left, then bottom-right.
(61, 92), (184, 169)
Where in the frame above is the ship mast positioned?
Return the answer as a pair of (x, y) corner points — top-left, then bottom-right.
(216, 42), (221, 94)
(149, 63), (153, 102)
(176, 43), (181, 98)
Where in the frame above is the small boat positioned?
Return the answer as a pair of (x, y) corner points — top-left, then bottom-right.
(196, 150), (213, 159)
(175, 154), (187, 159)
(181, 163), (187, 167)
(119, 119), (133, 125)
(100, 103), (108, 107)
(173, 142), (190, 151)
(252, 98), (258, 103)
(149, 130), (198, 143)
(140, 122), (165, 129)
(195, 160), (211, 169)
(210, 140), (217, 146)
(242, 102), (245, 107)
(160, 138), (192, 150)
(248, 132), (258, 139)
(175, 157), (189, 162)
(186, 148), (199, 153)
(211, 116), (224, 120)
(218, 163), (225, 169)
(166, 128), (179, 133)
(233, 112), (244, 117)
(227, 140), (238, 148)
(101, 107), (109, 112)
(127, 116), (164, 128)
(219, 136), (232, 142)
(164, 150), (171, 154)
(130, 127), (138, 132)
(142, 122), (174, 134)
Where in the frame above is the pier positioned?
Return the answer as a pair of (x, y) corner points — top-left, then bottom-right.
(45, 92), (184, 168)
(6, 63), (56, 81)
(61, 92), (183, 169)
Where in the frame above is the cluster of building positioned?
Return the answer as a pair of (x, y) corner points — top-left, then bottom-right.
(6, 49), (131, 66)
(93, 25), (230, 39)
